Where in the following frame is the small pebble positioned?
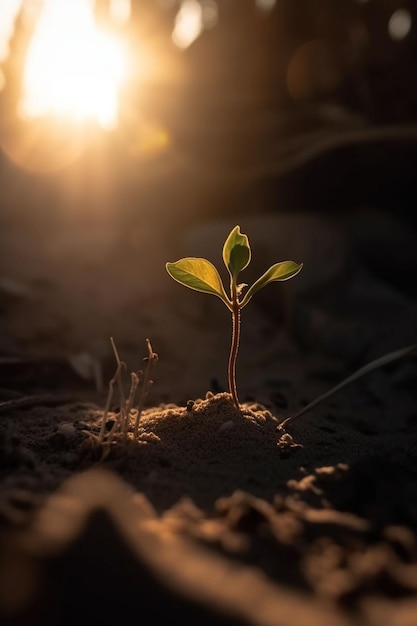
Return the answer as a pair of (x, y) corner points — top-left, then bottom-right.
(57, 423), (77, 439)
(219, 420), (235, 432)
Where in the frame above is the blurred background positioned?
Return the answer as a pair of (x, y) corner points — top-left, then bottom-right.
(1, 0), (417, 406)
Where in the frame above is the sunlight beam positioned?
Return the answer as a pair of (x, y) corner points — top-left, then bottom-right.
(20, 0), (129, 130)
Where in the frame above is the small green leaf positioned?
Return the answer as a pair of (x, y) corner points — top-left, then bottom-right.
(222, 225), (251, 279)
(240, 261), (303, 308)
(166, 258), (231, 307)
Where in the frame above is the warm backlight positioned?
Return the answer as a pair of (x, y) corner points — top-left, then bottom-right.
(20, 0), (128, 130)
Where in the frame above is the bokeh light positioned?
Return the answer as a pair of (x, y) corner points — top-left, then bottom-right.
(172, 0), (203, 49)
(255, 0), (276, 13)
(388, 8), (412, 41)
(287, 39), (341, 102)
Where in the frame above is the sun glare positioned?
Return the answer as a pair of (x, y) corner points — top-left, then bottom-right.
(20, 0), (129, 130)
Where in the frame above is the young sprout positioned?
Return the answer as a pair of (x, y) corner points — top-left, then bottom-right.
(166, 225), (303, 408)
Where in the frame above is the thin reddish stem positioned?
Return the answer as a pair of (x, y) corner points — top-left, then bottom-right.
(228, 284), (241, 408)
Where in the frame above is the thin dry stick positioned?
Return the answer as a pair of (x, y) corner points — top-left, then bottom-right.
(0, 394), (72, 414)
(124, 370), (140, 437)
(134, 338), (158, 439)
(110, 336), (129, 437)
(98, 361), (123, 443)
(281, 342), (417, 429)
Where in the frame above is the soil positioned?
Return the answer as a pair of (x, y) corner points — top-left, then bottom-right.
(1, 207), (417, 626)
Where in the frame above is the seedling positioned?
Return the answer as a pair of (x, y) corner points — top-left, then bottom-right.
(166, 225), (303, 407)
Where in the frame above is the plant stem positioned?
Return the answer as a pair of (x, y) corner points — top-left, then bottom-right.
(228, 284), (241, 408)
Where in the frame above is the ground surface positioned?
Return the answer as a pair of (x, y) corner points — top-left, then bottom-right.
(1, 207), (417, 625)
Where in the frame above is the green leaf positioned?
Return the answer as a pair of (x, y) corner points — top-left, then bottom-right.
(166, 258), (231, 308)
(222, 225), (251, 279)
(240, 261), (303, 308)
